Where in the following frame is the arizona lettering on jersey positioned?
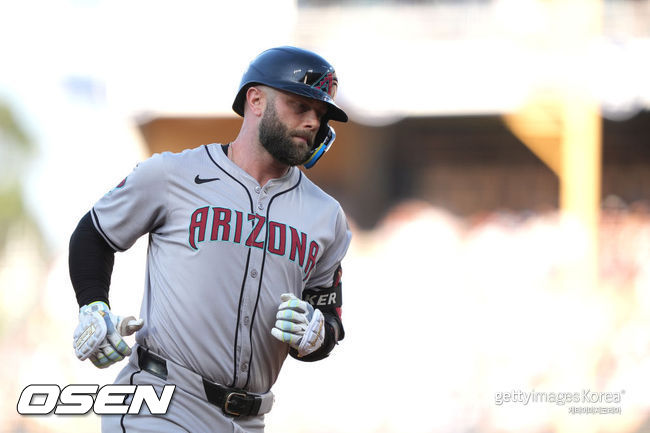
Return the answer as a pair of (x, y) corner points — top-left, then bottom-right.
(189, 207), (319, 279)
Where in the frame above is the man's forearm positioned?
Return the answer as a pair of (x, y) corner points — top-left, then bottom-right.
(68, 211), (115, 307)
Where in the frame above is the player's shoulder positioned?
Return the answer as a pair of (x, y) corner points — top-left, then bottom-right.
(149, 143), (223, 175)
(298, 171), (344, 212)
(156, 143), (213, 163)
(123, 144), (219, 187)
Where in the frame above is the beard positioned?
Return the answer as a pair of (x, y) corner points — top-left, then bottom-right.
(258, 102), (314, 166)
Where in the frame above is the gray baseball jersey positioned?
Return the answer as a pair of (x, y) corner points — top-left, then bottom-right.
(91, 143), (351, 394)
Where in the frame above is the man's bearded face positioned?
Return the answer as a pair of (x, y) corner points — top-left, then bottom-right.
(258, 99), (315, 166)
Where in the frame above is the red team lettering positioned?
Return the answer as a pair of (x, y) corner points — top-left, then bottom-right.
(303, 240), (319, 281)
(268, 221), (286, 255)
(188, 207), (319, 276)
(233, 210), (243, 243)
(189, 207), (210, 249)
(211, 207), (231, 241)
(245, 214), (266, 249)
(289, 227), (306, 264)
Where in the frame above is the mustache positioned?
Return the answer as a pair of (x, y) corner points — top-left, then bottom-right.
(291, 130), (315, 146)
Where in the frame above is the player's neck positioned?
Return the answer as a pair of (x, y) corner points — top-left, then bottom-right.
(228, 138), (290, 187)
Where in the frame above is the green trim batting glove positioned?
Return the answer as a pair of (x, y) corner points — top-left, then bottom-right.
(73, 301), (144, 369)
(271, 293), (324, 357)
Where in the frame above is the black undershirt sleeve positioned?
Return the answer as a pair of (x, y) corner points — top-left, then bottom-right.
(68, 211), (115, 308)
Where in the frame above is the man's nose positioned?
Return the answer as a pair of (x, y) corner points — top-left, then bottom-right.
(303, 109), (321, 130)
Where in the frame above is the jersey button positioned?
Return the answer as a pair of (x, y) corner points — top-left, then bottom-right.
(254, 186), (261, 194)
(250, 269), (258, 278)
(243, 316), (250, 326)
(257, 203), (264, 210)
(241, 363), (248, 372)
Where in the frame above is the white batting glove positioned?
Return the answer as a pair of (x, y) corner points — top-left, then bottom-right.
(271, 293), (325, 357)
(73, 301), (144, 369)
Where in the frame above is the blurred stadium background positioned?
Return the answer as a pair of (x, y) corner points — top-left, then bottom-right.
(1, 0), (649, 432)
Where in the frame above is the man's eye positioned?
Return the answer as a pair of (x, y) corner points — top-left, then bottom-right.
(291, 100), (324, 119)
(294, 100), (311, 111)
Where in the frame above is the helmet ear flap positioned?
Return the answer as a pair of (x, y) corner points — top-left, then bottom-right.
(304, 123), (336, 169)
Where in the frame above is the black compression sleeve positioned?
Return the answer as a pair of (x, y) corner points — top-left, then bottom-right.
(68, 211), (115, 308)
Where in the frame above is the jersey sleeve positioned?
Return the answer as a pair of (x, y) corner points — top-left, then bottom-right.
(306, 204), (352, 289)
(90, 153), (168, 251)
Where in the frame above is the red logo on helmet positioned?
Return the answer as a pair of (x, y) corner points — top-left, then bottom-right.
(314, 72), (337, 98)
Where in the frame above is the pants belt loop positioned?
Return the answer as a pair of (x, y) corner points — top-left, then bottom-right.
(137, 346), (168, 380)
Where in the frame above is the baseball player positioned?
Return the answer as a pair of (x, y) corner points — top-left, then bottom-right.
(68, 46), (351, 432)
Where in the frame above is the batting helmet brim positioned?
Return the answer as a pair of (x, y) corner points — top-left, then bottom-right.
(232, 81), (348, 123)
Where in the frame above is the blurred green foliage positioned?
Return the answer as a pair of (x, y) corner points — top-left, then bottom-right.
(0, 103), (30, 150)
(0, 101), (40, 251)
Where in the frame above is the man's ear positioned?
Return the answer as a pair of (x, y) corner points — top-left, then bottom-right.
(245, 86), (267, 117)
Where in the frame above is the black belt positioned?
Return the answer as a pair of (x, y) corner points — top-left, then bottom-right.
(137, 346), (263, 417)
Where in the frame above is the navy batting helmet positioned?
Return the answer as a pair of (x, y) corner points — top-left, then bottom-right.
(233, 46), (348, 168)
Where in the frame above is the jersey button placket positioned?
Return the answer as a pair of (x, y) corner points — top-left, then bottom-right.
(256, 186), (267, 211)
(237, 298), (252, 387)
(239, 215), (265, 387)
